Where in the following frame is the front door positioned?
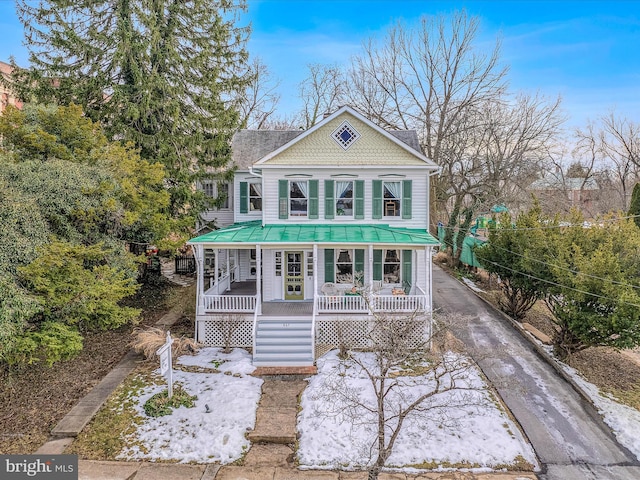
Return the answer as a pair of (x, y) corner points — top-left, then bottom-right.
(285, 251), (304, 300)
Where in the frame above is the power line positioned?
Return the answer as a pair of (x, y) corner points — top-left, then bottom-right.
(478, 258), (640, 309)
(483, 242), (640, 292)
(438, 236), (640, 309)
(437, 213), (640, 231)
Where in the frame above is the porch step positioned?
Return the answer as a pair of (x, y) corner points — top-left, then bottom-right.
(253, 316), (314, 367)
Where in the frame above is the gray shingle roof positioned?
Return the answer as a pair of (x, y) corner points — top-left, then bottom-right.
(231, 128), (424, 169)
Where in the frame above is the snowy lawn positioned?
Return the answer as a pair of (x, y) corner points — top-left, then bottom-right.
(117, 348), (262, 464)
(298, 350), (537, 472)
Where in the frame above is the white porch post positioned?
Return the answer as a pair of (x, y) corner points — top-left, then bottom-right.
(368, 244), (374, 315)
(226, 250), (230, 291)
(195, 245), (205, 315)
(426, 244), (433, 347)
(256, 245), (262, 315)
(426, 245), (432, 311)
(313, 244), (318, 316)
(214, 248), (220, 292)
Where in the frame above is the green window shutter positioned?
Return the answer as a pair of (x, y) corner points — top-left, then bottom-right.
(373, 249), (382, 281)
(278, 180), (288, 219)
(239, 182), (248, 214)
(309, 179), (319, 219)
(354, 249), (365, 283)
(354, 180), (364, 219)
(324, 180), (334, 219)
(324, 248), (335, 282)
(372, 180), (383, 219)
(402, 180), (412, 219)
(402, 250), (412, 291)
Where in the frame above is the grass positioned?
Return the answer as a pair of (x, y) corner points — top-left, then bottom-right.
(604, 385), (640, 411)
(67, 366), (159, 459)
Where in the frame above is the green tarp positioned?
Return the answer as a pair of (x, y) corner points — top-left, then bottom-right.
(437, 226), (485, 268)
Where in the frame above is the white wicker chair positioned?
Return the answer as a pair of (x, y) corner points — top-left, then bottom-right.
(321, 282), (340, 296)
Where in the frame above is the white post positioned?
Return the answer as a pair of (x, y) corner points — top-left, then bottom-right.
(214, 248), (220, 292)
(226, 249), (230, 291)
(368, 244), (374, 315)
(157, 330), (174, 398)
(194, 245), (205, 319)
(256, 245), (262, 315)
(426, 245), (433, 348)
(313, 244), (318, 316)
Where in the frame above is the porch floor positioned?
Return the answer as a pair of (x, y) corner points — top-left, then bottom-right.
(221, 280), (256, 295)
(261, 301), (313, 316)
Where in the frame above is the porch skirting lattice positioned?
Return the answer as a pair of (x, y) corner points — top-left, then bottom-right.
(197, 315), (431, 357)
(199, 317), (254, 348)
(315, 317), (430, 356)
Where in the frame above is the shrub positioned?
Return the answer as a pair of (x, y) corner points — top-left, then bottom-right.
(131, 327), (200, 360)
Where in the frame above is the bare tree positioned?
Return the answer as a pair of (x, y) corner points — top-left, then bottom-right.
(343, 12), (507, 227)
(237, 58), (281, 130)
(211, 314), (247, 353)
(312, 312), (499, 479)
(298, 63), (345, 128)
(599, 112), (640, 210)
(441, 93), (563, 264)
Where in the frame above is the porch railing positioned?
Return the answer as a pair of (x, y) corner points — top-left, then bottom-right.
(203, 294), (257, 313)
(316, 294), (367, 313)
(374, 294), (427, 312)
(315, 293), (428, 314)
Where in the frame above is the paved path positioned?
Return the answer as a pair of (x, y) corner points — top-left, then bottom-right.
(432, 265), (640, 480)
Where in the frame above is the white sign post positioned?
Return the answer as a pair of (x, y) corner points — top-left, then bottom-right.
(156, 330), (174, 398)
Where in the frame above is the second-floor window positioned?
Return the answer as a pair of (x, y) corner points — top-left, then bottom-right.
(203, 181), (230, 209)
(383, 181), (401, 217)
(249, 183), (262, 211)
(290, 181), (308, 217)
(335, 181), (353, 216)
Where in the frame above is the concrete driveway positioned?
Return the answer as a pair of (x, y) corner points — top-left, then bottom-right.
(432, 265), (640, 480)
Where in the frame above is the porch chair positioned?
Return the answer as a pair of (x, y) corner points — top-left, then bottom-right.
(321, 282), (340, 296)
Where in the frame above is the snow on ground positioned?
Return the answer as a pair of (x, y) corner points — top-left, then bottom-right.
(118, 348), (262, 464)
(297, 350), (537, 472)
(462, 277), (486, 293)
(561, 363), (640, 461)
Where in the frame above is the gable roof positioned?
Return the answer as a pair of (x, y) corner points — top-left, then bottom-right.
(254, 106), (436, 168)
(231, 106), (435, 170)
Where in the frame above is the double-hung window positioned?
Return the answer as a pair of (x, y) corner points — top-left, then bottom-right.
(290, 181), (308, 217)
(383, 181), (401, 217)
(249, 183), (262, 211)
(335, 249), (354, 283)
(383, 249), (401, 284)
(335, 181), (353, 216)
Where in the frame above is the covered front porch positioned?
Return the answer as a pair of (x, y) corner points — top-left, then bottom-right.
(187, 222), (439, 366)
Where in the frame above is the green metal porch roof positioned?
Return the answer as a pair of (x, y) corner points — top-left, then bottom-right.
(188, 221), (440, 246)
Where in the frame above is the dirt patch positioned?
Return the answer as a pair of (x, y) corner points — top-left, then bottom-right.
(0, 278), (192, 454)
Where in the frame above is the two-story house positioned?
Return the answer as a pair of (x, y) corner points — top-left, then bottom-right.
(187, 106), (440, 367)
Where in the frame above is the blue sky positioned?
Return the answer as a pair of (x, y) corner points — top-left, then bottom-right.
(1, 0), (639, 128)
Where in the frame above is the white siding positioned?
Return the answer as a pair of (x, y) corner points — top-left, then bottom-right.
(261, 167), (430, 229)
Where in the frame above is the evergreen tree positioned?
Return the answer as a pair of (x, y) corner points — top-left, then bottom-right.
(628, 183), (640, 228)
(10, 0), (251, 221)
